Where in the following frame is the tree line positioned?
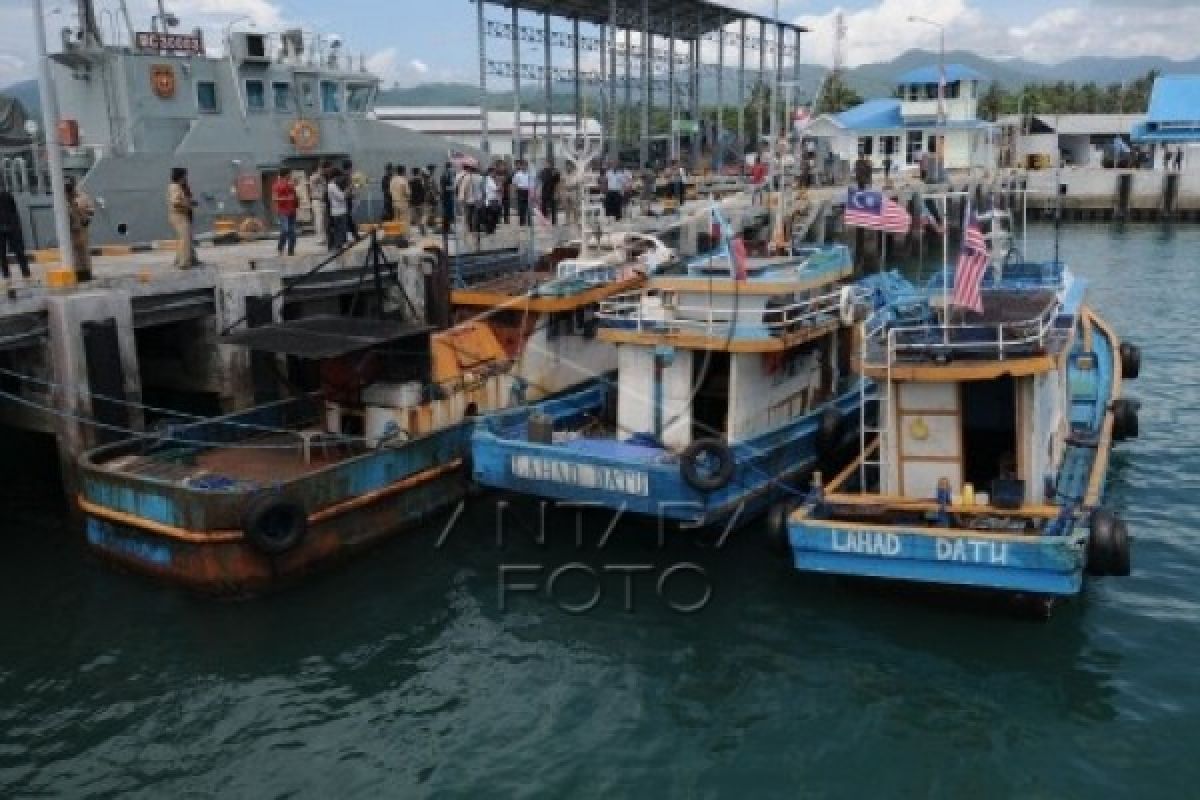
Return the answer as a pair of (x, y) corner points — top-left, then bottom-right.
(975, 70), (1160, 120)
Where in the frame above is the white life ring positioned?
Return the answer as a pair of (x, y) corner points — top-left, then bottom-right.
(839, 285), (858, 326)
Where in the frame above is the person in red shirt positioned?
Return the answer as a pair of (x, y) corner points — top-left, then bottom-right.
(750, 157), (768, 203)
(273, 170), (299, 256)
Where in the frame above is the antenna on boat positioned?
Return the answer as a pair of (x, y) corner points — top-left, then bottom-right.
(560, 130), (603, 255)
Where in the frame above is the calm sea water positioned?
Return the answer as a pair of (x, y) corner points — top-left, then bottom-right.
(2, 224), (1197, 798)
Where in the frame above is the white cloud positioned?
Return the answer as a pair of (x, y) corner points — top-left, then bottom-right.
(410, 59), (429, 75)
(794, 0), (1200, 67)
(365, 49), (436, 88)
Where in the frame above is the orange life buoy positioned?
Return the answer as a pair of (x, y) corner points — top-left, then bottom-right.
(239, 217), (266, 236)
(290, 120), (320, 152)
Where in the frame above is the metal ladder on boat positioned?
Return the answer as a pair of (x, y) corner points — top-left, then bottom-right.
(858, 324), (893, 494)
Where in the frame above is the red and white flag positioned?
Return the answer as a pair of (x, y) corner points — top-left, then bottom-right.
(951, 206), (989, 314)
(845, 189), (911, 234)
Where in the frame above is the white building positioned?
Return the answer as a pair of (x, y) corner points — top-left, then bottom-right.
(805, 65), (997, 174)
(373, 106), (602, 160)
(998, 114), (1146, 168)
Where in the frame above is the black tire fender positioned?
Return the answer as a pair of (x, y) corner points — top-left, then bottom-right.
(242, 492), (308, 556)
(765, 501), (794, 556)
(680, 439), (736, 493)
(1119, 342), (1141, 381)
(1112, 397), (1140, 442)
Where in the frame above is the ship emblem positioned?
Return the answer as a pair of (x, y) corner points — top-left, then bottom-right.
(150, 65), (176, 98)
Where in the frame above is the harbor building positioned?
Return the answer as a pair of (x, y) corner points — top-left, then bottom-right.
(804, 65), (997, 176)
(373, 107), (602, 160)
(998, 114), (1146, 169)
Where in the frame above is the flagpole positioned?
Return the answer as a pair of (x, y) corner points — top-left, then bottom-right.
(880, 228), (886, 273)
(942, 194), (949, 346)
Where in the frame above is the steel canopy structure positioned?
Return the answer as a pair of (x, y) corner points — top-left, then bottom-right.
(472, 0), (809, 168)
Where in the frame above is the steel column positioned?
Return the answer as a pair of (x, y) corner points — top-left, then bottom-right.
(544, 12), (552, 162)
(512, 5), (521, 160)
(775, 22), (784, 144)
(792, 28), (802, 111)
(608, 0), (617, 162)
(716, 12), (725, 169)
(640, 0), (650, 168)
(478, 0), (489, 154)
(758, 20), (766, 146)
(668, 21), (676, 161)
(690, 21), (700, 167)
(738, 18), (746, 166)
(573, 17), (582, 133)
(624, 28), (632, 148)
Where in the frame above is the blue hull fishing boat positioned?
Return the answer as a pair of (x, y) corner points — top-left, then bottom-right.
(472, 217), (869, 529)
(786, 213), (1142, 608)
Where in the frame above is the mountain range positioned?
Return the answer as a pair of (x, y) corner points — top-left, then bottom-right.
(4, 49), (1194, 116)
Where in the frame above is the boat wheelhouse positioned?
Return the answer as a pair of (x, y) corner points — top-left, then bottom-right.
(787, 260), (1142, 607)
(471, 230), (869, 529)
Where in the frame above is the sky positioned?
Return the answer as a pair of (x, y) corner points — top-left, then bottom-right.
(3, 0), (1200, 91)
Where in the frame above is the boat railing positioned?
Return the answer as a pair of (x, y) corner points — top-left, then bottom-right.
(598, 285), (866, 339)
(865, 293), (1064, 364)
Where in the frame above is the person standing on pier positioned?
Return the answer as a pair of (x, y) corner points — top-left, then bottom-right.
(273, 170), (298, 257)
(854, 151), (873, 190)
(425, 164), (440, 233)
(0, 189), (31, 282)
(167, 168), (197, 269)
(538, 159), (560, 226)
(440, 162), (456, 235)
(390, 166), (410, 229)
(381, 164), (395, 222)
(513, 160), (532, 227)
(410, 168), (427, 235)
(309, 163), (329, 246)
(64, 178), (95, 280)
(327, 174), (350, 250)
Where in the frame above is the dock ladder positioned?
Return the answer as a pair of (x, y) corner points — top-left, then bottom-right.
(858, 319), (893, 493)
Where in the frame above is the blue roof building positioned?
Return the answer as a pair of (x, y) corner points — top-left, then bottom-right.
(1132, 75), (1200, 143)
(804, 65), (996, 174)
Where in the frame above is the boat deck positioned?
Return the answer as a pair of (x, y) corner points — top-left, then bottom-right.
(102, 433), (361, 488)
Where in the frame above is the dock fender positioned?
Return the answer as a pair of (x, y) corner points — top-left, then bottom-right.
(242, 492), (308, 556)
(1119, 342), (1141, 381)
(1087, 509), (1131, 577)
(680, 439), (736, 493)
(1112, 398), (1140, 441)
(764, 501), (794, 556)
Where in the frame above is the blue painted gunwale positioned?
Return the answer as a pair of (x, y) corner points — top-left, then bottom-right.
(472, 378), (869, 527)
(78, 396), (473, 532)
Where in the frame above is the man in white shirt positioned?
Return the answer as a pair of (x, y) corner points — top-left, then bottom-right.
(513, 161), (532, 227)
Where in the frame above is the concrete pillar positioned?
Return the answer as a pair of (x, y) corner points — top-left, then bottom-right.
(213, 270), (284, 412)
(477, 0), (490, 155)
(46, 289), (142, 488)
(640, 0), (651, 168)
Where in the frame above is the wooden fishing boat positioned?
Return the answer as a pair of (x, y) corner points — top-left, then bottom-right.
(77, 234), (672, 593)
(472, 210), (869, 529)
(785, 259), (1142, 609)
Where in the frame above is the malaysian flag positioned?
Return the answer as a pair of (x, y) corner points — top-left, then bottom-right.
(952, 205), (990, 314)
(845, 189), (911, 234)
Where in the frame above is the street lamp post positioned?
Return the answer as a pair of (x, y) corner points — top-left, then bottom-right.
(908, 16), (946, 182)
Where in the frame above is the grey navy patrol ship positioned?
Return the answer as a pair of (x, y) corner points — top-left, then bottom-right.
(2, 0), (475, 248)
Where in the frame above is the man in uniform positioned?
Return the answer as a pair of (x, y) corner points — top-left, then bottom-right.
(65, 178), (95, 280)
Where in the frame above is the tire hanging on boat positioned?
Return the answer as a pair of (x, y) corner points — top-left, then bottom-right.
(1087, 509), (1131, 577)
(1119, 342), (1141, 381)
(242, 492), (308, 556)
(764, 501), (793, 556)
(680, 439), (736, 493)
(1112, 398), (1140, 442)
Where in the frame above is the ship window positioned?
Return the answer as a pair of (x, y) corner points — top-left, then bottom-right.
(347, 84), (373, 113)
(245, 79), (265, 111)
(197, 81), (218, 113)
(320, 80), (340, 113)
(273, 81), (291, 111)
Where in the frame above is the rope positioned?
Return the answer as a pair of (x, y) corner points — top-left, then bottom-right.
(0, 387), (327, 451)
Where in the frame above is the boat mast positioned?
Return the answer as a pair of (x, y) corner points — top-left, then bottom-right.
(76, 0), (103, 48)
(32, 0), (76, 273)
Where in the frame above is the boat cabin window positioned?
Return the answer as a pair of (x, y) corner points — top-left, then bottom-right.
(272, 81), (291, 112)
(346, 84), (373, 113)
(320, 80), (341, 113)
(298, 77), (316, 111)
(961, 376), (1019, 498)
(245, 80), (266, 112)
(197, 81), (219, 113)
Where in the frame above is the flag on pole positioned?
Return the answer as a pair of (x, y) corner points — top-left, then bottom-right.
(845, 189), (911, 234)
(710, 205), (749, 281)
(952, 205), (989, 314)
